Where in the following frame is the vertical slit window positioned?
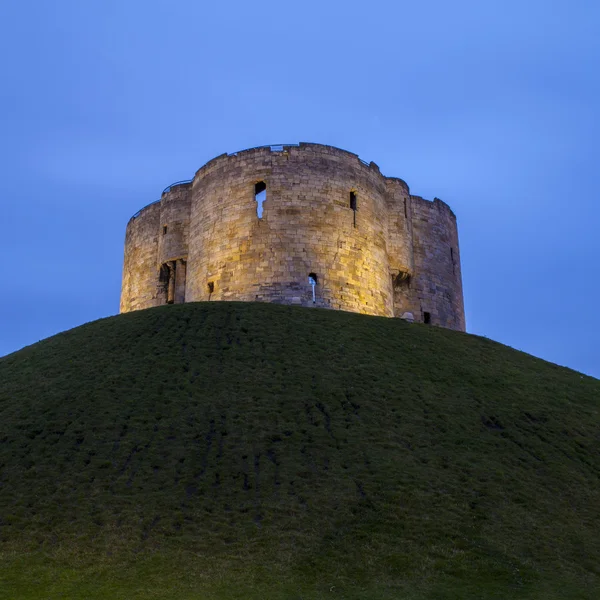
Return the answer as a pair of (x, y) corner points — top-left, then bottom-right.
(163, 225), (168, 235)
(255, 181), (266, 218)
(349, 191), (357, 211)
(308, 273), (318, 304)
(404, 198), (408, 219)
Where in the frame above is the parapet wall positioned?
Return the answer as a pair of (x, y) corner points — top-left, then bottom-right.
(120, 143), (466, 331)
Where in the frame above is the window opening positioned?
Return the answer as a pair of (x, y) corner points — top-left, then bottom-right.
(308, 273), (318, 304)
(350, 191), (357, 227)
(450, 247), (455, 274)
(255, 181), (266, 218)
(423, 311), (431, 324)
(403, 198), (408, 219)
(393, 271), (411, 288)
(349, 191), (357, 211)
(163, 225), (168, 235)
(207, 281), (214, 298)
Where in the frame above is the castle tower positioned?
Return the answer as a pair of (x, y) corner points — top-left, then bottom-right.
(120, 143), (466, 331)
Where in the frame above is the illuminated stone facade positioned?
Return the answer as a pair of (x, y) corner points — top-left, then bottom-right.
(120, 143), (466, 331)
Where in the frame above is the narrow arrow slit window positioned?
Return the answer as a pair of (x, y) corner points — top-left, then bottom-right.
(350, 191), (357, 227)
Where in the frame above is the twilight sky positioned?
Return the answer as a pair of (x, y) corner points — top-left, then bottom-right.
(1, 0), (599, 378)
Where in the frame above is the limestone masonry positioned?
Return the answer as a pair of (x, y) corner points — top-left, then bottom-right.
(120, 143), (466, 330)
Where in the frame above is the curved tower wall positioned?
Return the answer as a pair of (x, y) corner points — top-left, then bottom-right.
(120, 143), (466, 331)
(156, 184), (192, 305)
(158, 184), (192, 265)
(411, 197), (465, 330)
(120, 202), (161, 313)
(385, 178), (415, 317)
(187, 144), (393, 316)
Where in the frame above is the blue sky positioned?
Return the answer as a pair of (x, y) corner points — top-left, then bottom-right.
(1, 0), (599, 378)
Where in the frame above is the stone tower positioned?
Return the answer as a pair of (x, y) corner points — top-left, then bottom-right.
(120, 143), (466, 331)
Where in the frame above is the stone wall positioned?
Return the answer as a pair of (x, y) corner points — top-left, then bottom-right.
(411, 196), (465, 330)
(158, 183), (192, 266)
(120, 143), (466, 331)
(186, 144), (393, 316)
(120, 201), (161, 313)
(385, 178), (415, 318)
(157, 184), (192, 305)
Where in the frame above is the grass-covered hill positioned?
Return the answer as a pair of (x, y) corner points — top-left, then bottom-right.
(0, 302), (599, 599)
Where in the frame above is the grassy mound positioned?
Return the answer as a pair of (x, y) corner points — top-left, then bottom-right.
(0, 302), (599, 599)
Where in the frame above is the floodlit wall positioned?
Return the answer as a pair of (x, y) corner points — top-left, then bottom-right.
(411, 196), (465, 331)
(120, 201), (161, 313)
(120, 143), (466, 330)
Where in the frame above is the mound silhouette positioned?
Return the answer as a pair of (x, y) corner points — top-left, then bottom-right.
(0, 302), (599, 599)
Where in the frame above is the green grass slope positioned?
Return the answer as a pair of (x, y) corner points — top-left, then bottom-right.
(0, 302), (599, 599)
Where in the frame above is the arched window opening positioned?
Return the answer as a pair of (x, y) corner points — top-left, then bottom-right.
(255, 181), (266, 218)
(308, 273), (318, 304)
